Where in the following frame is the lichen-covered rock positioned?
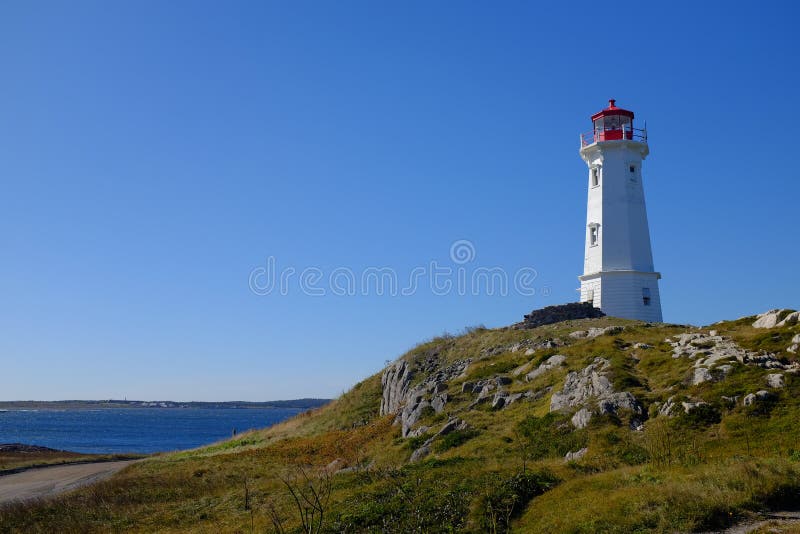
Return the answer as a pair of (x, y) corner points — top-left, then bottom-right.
(525, 354), (566, 381)
(659, 396), (678, 416)
(571, 408), (592, 429)
(693, 367), (714, 385)
(381, 358), (470, 436)
(491, 391), (524, 410)
(668, 331), (795, 374)
(743, 390), (774, 406)
(550, 357), (643, 428)
(381, 360), (413, 416)
(776, 311), (800, 327)
(681, 400), (708, 414)
(550, 358), (614, 411)
(409, 443), (431, 462)
(766, 373), (785, 388)
(752, 309), (795, 329)
(564, 448), (588, 462)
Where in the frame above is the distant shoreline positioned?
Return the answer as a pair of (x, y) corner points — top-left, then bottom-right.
(0, 399), (330, 411)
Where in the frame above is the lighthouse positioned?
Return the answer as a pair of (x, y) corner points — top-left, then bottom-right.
(578, 100), (663, 322)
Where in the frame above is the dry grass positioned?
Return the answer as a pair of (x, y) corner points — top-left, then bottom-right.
(2, 315), (799, 533)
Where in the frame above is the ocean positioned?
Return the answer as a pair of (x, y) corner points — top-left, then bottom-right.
(0, 407), (303, 454)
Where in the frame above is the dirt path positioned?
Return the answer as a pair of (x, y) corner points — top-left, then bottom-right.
(0, 460), (136, 504)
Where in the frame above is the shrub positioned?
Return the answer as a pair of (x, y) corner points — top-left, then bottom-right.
(472, 470), (559, 534)
(679, 404), (722, 428)
(517, 414), (588, 460)
(433, 429), (480, 453)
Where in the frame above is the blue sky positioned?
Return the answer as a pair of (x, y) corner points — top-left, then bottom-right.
(1, 1), (798, 401)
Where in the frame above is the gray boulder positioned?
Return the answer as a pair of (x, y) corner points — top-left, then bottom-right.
(766, 373), (785, 388)
(564, 448), (588, 462)
(681, 400), (708, 414)
(550, 358), (613, 411)
(550, 358), (643, 427)
(692, 367), (714, 385)
(525, 354), (567, 381)
(381, 360), (413, 416)
(752, 309), (794, 329)
(744, 390), (774, 406)
(777, 311), (800, 327)
(409, 443), (431, 462)
(571, 408), (592, 429)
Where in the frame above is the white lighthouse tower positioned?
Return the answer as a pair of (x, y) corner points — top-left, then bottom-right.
(578, 100), (663, 322)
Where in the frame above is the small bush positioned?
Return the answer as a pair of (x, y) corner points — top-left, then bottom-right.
(405, 433), (431, 451)
(472, 470), (559, 533)
(679, 404), (722, 428)
(433, 429), (480, 453)
(517, 414), (588, 460)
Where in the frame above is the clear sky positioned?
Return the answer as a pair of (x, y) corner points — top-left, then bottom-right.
(1, 1), (798, 401)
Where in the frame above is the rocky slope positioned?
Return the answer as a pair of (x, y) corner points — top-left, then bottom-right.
(3, 305), (800, 533)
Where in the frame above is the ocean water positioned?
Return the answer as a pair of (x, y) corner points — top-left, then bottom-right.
(0, 408), (303, 454)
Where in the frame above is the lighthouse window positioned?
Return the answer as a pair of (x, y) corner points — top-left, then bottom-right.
(589, 225), (599, 246)
(591, 167), (600, 187)
(642, 287), (651, 306)
(629, 165), (636, 173)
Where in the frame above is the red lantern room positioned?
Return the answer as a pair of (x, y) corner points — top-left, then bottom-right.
(580, 99), (647, 147)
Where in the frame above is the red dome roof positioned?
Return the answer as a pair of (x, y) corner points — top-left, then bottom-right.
(591, 99), (634, 121)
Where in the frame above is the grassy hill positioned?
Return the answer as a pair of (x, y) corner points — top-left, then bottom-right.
(2, 309), (800, 533)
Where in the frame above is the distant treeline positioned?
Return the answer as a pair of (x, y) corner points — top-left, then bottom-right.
(0, 399), (331, 410)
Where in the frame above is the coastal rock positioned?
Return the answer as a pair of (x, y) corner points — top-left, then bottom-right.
(668, 331), (790, 374)
(431, 393), (448, 413)
(550, 358), (613, 411)
(743, 390), (773, 406)
(752, 309), (794, 329)
(571, 408), (592, 429)
(380, 360), (413, 416)
(409, 443), (431, 462)
(681, 400), (708, 414)
(550, 357), (643, 427)
(766, 373), (785, 388)
(721, 395), (740, 406)
(525, 354), (567, 381)
(776, 311), (800, 327)
(380, 358), (470, 436)
(692, 367), (714, 385)
(564, 448), (588, 462)
(659, 396), (678, 417)
(634, 343), (653, 350)
(481, 338), (562, 359)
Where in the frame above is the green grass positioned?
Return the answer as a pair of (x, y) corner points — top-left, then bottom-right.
(2, 314), (799, 533)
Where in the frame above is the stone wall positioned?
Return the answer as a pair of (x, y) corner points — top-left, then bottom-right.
(513, 302), (605, 330)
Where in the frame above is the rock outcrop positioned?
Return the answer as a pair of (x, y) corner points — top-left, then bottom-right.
(564, 448), (588, 462)
(752, 309), (797, 329)
(766, 373), (785, 388)
(381, 360), (414, 416)
(549, 357), (643, 429)
(569, 326), (625, 339)
(524, 354), (566, 381)
(667, 331), (799, 386)
(409, 417), (470, 462)
(743, 390), (773, 406)
(381, 358), (470, 437)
